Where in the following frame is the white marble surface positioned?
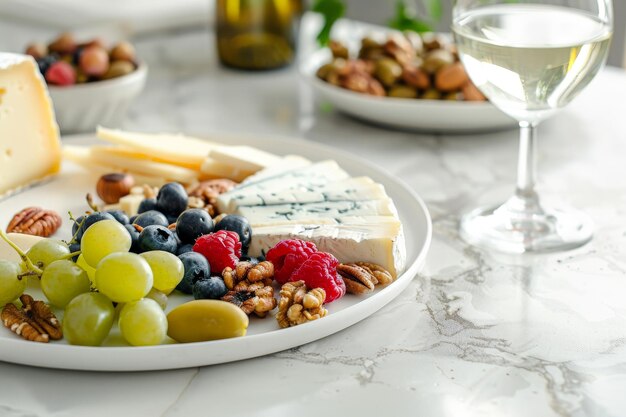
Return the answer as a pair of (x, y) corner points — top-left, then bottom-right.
(1, 20), (626, 417)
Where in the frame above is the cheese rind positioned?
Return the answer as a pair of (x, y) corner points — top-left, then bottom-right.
(248, 223), (407, 277)
(0, 53), (61, 198)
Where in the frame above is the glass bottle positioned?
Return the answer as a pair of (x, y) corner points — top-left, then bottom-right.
(216, 0), (303, 70)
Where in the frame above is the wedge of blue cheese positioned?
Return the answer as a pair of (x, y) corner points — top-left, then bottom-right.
(221, 161), (407, 277)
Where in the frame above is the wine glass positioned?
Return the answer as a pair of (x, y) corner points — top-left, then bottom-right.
(452, 0), (613, 253)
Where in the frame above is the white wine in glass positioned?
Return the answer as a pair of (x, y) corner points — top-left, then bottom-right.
(453, 0), (613, 253)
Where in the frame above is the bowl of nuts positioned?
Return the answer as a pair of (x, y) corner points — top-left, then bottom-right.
(301, 23), (516, 133)
(25, 33), (147, 134)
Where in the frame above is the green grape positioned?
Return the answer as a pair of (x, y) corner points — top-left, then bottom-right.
(81, 220), (131, 267)
(41, 260), (91, 308)
(63, 292), (115, 346)
(118, 298), (167, 346)
(0, 260), (26, 306)
(140, 251), (184, 295)
(26, 239), (69, 270)
(145, 288), (168, 310)
(95, 252), (153, 303)
(76, 255), (96, 286)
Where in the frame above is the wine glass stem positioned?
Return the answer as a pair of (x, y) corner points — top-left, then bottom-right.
(514, 121), (540, 211)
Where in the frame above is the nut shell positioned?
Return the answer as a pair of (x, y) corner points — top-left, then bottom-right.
(435, 62), (469, 92)
(96, 173), (135, 204)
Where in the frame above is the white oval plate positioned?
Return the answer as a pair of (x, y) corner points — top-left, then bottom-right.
(0, 134), (431, 371)
(300, 30), (516, 133)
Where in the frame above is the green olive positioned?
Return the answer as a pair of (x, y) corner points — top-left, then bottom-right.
(374, 58), (403, 87)
(422, 49), (455, 74)
(388, 85), (418, 99)
(421, 89), (442, 100)
(167, 300), (249, 343)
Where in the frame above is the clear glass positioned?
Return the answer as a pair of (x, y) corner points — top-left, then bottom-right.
(452, 0), (613, 253)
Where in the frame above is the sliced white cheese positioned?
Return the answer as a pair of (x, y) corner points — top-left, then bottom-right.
(119, 194), (145, 216)
(208, 145), (282, 172)
(63, 146), (175, 187)
(0, 233), (44, 263)
(217, 160), (350, 213)
(97, 127), (218, 167)
(0, 53), (61, 198)
(240, 155), (311, 184)
(236, 199), (398, 227)
(248, 223), (406, 277)
(90, 145), (201, 171)
(200, 158), (256, 182)
(229, 177), (382, 209)
(63, 145), (199, 184)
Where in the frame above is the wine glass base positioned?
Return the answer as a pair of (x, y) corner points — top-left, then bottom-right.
(459, 197), (593, 254)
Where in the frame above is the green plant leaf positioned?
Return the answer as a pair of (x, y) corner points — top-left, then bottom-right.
(388, 0), (434, 33)
(312, 0), (346, 46)
(426, 0), (442, 21)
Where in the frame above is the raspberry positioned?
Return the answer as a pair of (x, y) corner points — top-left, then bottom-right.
(289, 252), (346, 303)
(266, 239), (318, 284)
(193, 230), (242, 275)
(45, 61), (76, 86)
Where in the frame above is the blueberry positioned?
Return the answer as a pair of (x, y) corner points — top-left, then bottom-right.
(68, 242), (81, 262)
(156, 183), (188, 218)
(71, 215), (84, 238)
(177, 243), (194, 255)
(214, 215), (252, 252)
(129, 215), (138, 224)
(36, 55), (57, 75)
(124, 224), (141, 253)
(176, 209), (214, 243)
(138, 225), (178, 254)
(166, 214), (179, 225)
(133, 210), (169, 228)
(193, 277), (227, 300)
(177, 252), (210, 294)
(71, 46), (84, 65)
(106, 209), (129, 225)
(74, 212), (115, 241)
(138, 198), (157, 214)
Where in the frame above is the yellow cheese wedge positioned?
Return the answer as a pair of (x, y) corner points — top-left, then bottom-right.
(91, 145), (202, 171)
(200, 158), (256, 182)
(96, 127), (218, 167)
(209, 145), (283, 172)
(0, 53), (61, 198)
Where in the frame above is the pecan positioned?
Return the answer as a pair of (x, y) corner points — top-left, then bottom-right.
(338, 262), (394, 294)
(6, 207), (62, 237)
(221, 290), (257, 315)
(356, 262), (394, 286)
(276, 281), (327, 328)
(223, 261), (274, 290)
(1, 294), (62, 343)
(337, 263), (377, 294)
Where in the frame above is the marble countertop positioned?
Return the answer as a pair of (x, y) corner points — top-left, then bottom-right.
(2, 21), (626, 417)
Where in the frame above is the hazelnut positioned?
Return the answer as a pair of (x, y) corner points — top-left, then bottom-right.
(48, 32), (77, 54)
(96, 173), (135, 204)
(25, 43), (48, 59)
(102, 60), (135, 79)
(110, 41), (136, 62)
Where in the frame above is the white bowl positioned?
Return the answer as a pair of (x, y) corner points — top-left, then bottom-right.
(301, 41), (517, 133)
(48, 63), (147, 134)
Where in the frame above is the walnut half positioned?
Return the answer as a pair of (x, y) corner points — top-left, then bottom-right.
(276, 281), (328, 328)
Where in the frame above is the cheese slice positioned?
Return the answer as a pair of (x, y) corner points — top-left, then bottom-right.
(241, 155), (311, 184)
(96, 127), (218, 167)
(63, 145), (199, 184)
(209, 145), (282, 172)
(0, 233), (44, 263)
(248, 223), (406, 277)
(236, 199), (398, 227)
(0, 53), (61, 198)
(200, 158), (256, 182)
(63, 146), (176, 187)
(228, 177), (382, 209)
(91, 145), (202, 171)
(217, 160), (350, 213)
